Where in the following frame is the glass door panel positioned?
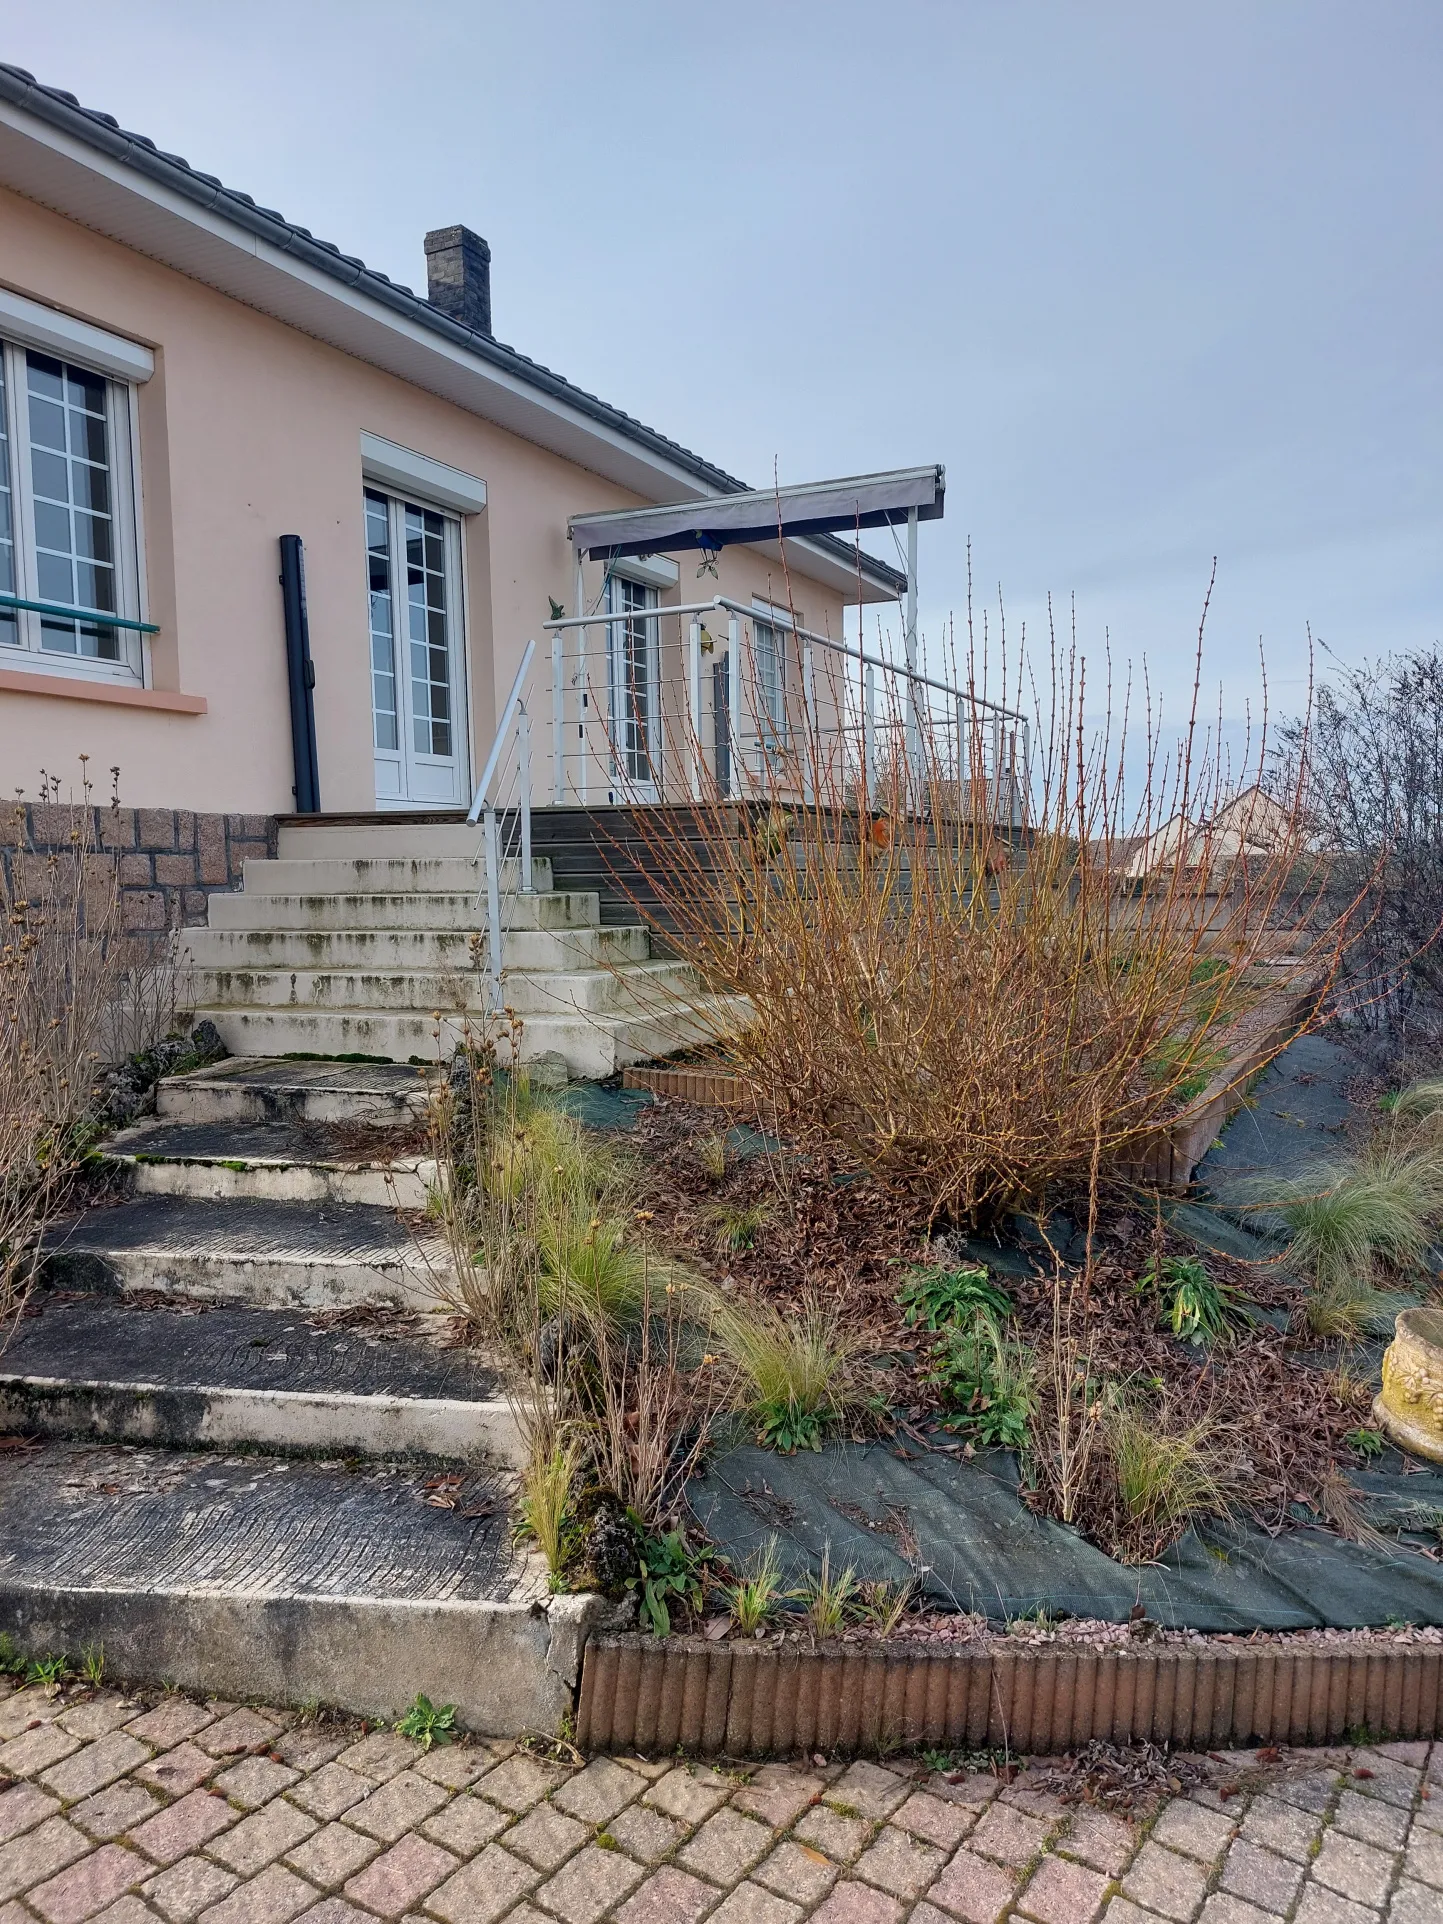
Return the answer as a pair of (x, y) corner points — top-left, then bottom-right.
(366, 488), (468, 807)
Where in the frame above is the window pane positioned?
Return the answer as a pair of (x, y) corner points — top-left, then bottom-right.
(27, 352), (119, 655)
(402, 501), (452, 757)
(0, 353), (14, 649)
(31, 449), (68, 503)
(364, 490), (398, 752)
(26, 354), (63, 401)
(36, 551), (74, 602)
(27, 395), (65, 451)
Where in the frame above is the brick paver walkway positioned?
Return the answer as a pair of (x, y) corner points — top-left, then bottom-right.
(1, 1677), (1440, 1924)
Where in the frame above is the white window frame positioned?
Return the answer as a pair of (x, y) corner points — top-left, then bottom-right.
(751, 597), (792, 750)
(604, 567), (663, 799)
(0, 334), (148, 686)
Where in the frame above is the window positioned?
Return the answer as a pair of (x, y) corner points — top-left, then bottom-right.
(605, 572), (660, 793)
(752, 605), (789, 749)
(0, 339), (144, 679)
(365, 486), (469, 807)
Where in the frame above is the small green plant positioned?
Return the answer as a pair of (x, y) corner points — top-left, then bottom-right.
(517, 1433), (576, 1582)
(697, 1134), (729, 1183)
(854, 1578), (914, 1636)
(925, 1315), (1034, 1450)
(629, 1529), (715, 1637)
(897, 1262), (1011, 1332)
(1135, 1255), (1245, 1348)
(797, 1548), (858, 1638)
(726, 1536), (787, 1636)
(0, 1634), (25, 1677)
(1347, 1426), (1386, 1459)
(1242, 1147), (1443, 1290)
(26, 1653), (69, 1695)
(1105, 1399), (1230, 1555)
(703, 1197), (774, 1252)
(717, 1297), (856, 1454)
(79, 1642), (104, 1687)
(1146, 1034), (1229, 1103)
(394, 1693), (456, 1750)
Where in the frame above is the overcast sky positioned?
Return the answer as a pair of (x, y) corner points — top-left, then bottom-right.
(5, 1), (1439, 747)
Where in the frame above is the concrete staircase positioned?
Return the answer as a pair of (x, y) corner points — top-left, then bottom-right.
(14, 1056), (605, 1734)
(180, 820), (743, 1078)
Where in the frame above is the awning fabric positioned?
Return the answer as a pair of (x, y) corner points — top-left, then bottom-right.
(569, 464), (944, 562)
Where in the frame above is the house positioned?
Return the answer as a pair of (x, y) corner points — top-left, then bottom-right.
(0, 63), (969, 1071)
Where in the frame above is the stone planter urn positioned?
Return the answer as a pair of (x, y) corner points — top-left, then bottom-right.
(1374, 1306), (1443, 1462)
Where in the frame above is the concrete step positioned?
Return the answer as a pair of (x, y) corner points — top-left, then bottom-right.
(0, 1297), (522, 1466)
(279, 819), (480, 859)
(157, 1057), (433, 1127)
(181, 922), (654, 973)
(205, 888), (602, 933)
(242, 856), (552, 895)
(42, 1194), (447, 1311)
(186, 959), (701, 1020)
(0, 1437), (600, 1733)
(103, 1117), (438, 1208)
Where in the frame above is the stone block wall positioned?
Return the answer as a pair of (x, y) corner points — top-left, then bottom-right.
(5, 805), (278, 933)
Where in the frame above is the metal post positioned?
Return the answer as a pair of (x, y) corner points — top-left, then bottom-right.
(517, 707), (534, 891)
(801, 635), (814, 806)
(904, 505), (920, 794)
(551, 629), (564, 804)
(483, 805), (504, 1014)
(863, 662), (876, 809)
(727, 613), (741, 797)
(575, 553), (588, 805)
(688, 617), (702, 801)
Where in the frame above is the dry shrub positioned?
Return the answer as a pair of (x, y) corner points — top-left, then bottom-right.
(628, 590), (1358, 1225)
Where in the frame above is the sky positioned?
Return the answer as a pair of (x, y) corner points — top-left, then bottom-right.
(4, 1), (1439, 756)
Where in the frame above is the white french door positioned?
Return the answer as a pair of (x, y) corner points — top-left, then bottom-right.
(366, 487), (470, 807)
(605, 573), (661, 801)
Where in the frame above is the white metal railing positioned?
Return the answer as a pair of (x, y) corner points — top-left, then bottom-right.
(467, 637), (536, 1013)
(541, 593), (1029, 822)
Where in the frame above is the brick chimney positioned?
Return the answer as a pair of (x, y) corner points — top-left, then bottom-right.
(423, 225), (492, 336)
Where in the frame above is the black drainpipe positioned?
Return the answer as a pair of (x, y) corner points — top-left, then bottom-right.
(278, 535), (321, 814)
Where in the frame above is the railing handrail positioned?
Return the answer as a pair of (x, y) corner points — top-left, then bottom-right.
(468, 636), (537, 824)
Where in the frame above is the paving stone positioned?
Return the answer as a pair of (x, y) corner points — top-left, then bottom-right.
(732, 1766), (826, 1831)
(1198, 1898), (1279, 1924)
(196, 1862), (316, 1924)
(551, 1758), (641, 1826)
(0, 1781), (61, 1844)
(213, 1760), (301, 1812)
(1099, 1901), (1175, 1924)
(339, 1833), (456, 1917)
(286, 1769), (371, 1824)
(471, 1755), (568, 1815)
(57, 1700), (137, 1742)
(0, 1724), (82, 1779)
(418, 1793), (510, 1858)
(331, 1735), (418, 1786)
(1149, 1799), (1237, 1865)
(643, 1766), (732, 1826)
(794, 1805), (872, 1864)
(531, 1841), (646, 1923)
(268, 1733), (347, 1776)
(830, 1764), (910, 1822)
(1120, 1841), (1210, 1922)
(1389, 1880), (1443, 1924)
(603, 1804), (686, 1865)
(1273, 1771), (1342, 1816)
(142, 1856), (239, 1922)
(26, 1843), (143, 1924)
(137, 1747), (218, 1798)
(890, 1791), (975, 1853)
(1060, 1809), (1135, 1877)
(1412, 1793), (1443, 1834)
(677, 1807), (774, 1884)
(1333, 1788), (1411, 1852)
(410, 1749), (490, 1792)
(853, 1824), (945, 1900)
(500, 1804), (589, 1872)
(129, 1790), (238, 1867)
(1292, 1886), (1382, 1924)
(1313, 1831), (1398, 1908)
(41, 1735), (154, 1807)
(425, 1844), (539, 1924)
(1239, 1794), (1322, 1863)
(70, 1783), (162, 1843)
(1017, 1853), (1114, 1924)
(612, 1864), (719, 1923)
(1350, 1759), (1421, 1810)
(810, 1884), (906, 1923)
(195, 1713), (283, 1761)
(754, 1839), (839, 1906)
(92, 1900), (162, 1924)
(208, 1799), (318, 1875)
(1218, 1838), (1304, 1914)
(282, 1825), (380, 1892)
(705, 1883), (804, 1924)
(1003, 1784), (1072, 1823)
(292, 1905), (372, 1924)
(343, 1773), (449, 1845)
(925, 1846), (1020, 1924)
(125, 1706), (214, 1751)
(968, 1800), (1054, 1868)
(0, 1817), (92, 1903)
(1403, 1826), (1443, 1888)
(925, 1773), (1002, 1813)
(0, 1689), (65, 1740)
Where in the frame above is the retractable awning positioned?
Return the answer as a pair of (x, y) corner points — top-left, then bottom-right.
(568, 464), (944, 571)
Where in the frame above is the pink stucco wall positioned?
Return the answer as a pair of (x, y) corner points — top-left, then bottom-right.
(0, 187), (853, 814)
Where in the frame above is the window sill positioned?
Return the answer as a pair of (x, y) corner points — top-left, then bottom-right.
(0, 666), (207, 713)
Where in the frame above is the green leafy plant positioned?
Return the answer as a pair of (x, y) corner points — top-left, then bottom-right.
(394, 1693), (456, 1750)
(717, 1297), (856, 1454)
(796, 1547), (858, 1638)
(1135, 1255), (1245, 1347)
(1346, 1426), (1386, 1459)
(726, 1536), (787, 1635)
(925, 1315), (1034, 1449)
(0, 1634), (24, 1677)
(703, 1197), (774, 1252)
(1105, 1398), (1231, 1557)
(897, 1262), (1011, 1332)
(79, 1642), (104, 1688)
(26, 1653), (69, 1695)
(854, 1577), (915, 1637)
(629, 1528), (715, 1637)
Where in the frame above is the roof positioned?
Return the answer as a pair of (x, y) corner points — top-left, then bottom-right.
(0, 63), (906, 601)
